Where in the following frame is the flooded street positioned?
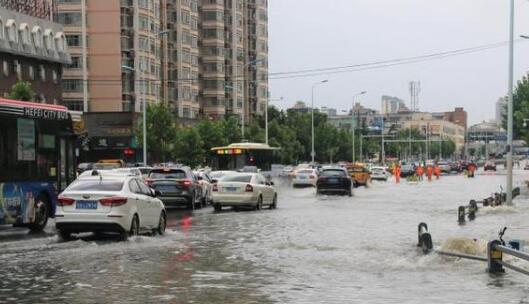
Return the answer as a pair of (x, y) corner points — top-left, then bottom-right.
(1, 169), (529, 303)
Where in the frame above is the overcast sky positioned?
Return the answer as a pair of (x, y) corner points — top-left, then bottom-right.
(268, 0), (529, 125)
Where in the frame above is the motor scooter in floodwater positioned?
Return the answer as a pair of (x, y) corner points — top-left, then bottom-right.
(466, 162), (477, 178)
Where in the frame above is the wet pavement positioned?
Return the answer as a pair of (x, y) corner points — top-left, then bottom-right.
(1, 169), (529, 303)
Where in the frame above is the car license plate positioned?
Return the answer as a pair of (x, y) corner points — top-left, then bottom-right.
(156, 185), (174, 191)
(224, 187), (237, 192)
(299, 176), (307, 179)
(76, 200), (98, 210)
(328, 178), (338, 183)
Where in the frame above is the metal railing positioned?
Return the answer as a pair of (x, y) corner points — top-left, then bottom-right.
(457, 187), (520, 224)
(418, 223), (529, 276)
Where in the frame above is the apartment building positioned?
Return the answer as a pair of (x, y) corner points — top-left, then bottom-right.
(57, 0), (268, 159)
(0, 1), (70, 102)
(199, 0), (268, 120)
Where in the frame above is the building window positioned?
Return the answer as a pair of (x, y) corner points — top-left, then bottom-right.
(183, 107), (190, 118)
(14, 60), (21, 80)
(67, 56), (82, 69)
(28, 65), (34, 80)
(139, 16), (149, 31)
(3, 61), (8, 77)
(57, 13), (82, 26)
(65, 34), (80, 47)
(63, 79), (83, 92)
(62, 100), (83, 111)
(37, 65), (46, 81)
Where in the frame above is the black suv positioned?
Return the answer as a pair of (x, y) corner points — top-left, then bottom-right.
(147, 167), (203, 210)
(316, 167), (353, 196)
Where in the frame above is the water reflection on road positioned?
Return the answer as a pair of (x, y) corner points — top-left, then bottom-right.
(1, 169), (529, 303)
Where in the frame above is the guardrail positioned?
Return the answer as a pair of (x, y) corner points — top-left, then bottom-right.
(417, 223), (528, 276)
(457, 187), (520, 224)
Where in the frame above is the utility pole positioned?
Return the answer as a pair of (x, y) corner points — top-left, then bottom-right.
(506, 0), (514, 205)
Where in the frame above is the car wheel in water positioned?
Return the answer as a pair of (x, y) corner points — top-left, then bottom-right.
(28, 195), (49, 233)
(187, 197), (195, 210)
(123, 215), (139, 240)
(157, 212), (166, 235)
(255, 196), (263, 211)
(214, 203), (222, 212)
(270, 194), (277, 209)
(58, 229), (72, 241)
(194, 192), (202, 209)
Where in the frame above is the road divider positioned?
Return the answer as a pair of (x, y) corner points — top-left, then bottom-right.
(457, 187), (520, 224)
(416, 223), (529, 276)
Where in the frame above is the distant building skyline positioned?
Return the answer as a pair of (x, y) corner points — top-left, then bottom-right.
(381, 95), (409, 114)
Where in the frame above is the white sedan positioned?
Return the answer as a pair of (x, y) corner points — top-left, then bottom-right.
(55, 172), (166, 241)
(292, 169), (318, 187)
(212, 173), (277, 211)
(370, 166), (391, 181)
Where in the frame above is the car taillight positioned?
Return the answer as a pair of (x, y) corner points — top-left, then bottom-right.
(100, 197), (128, 207)
(212, 184), (218, 192)
(245, 184), (253, 192)
(180, 180), (192, 189)
(310, 175), (316, 179)
(57, 197), (74, 206)
(145, 179), (153, 186)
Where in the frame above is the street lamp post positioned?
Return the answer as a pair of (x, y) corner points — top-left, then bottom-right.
(122, 65), (146, 165)
(265, 96), (283, 145)
(311, 80), (329, 164)
(506, 0), (514, 205)
(238, 58), (265, 139)
(351, 91), (367, 163)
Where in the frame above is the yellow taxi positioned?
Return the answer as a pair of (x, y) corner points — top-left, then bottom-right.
(346, 163), (371, 188)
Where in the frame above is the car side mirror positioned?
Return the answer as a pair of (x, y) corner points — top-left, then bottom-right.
(154, 189), (162, 197)
(212, 179), (218, 184)
(197, 176), (203, 181)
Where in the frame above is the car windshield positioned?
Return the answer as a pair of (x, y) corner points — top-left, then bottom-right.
(139, 168), (151, 174)
(92, 163), (120, 170)
(298, 170), (313, 174)
(149, 170), (186, 179)
(221, 175), (253, 183)
(321, 170), (346, 177)
(402, 165), (414, 170)
(66, 180), (124, 191)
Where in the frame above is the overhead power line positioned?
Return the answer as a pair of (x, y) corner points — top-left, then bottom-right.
(69, 40), (525, 85)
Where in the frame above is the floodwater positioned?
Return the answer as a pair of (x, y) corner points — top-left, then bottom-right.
(1, 168), (529, 303)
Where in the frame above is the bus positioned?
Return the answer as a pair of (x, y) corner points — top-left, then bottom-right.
(0, 98), (77, 232)
(210, 142), (280, 171)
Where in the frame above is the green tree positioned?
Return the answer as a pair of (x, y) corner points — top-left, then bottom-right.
(136, 103), (177, 163)
(221, 116), (242, 143)
(174, 127), (204, 167)
(196, 119), (228, 153)
(506, 73), (529, 143)
(9, 81), (33, 101)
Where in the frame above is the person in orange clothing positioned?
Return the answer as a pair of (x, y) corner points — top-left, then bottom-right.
(434, 165), (441, 180)
(416, 164), (424, 181)
(395, 165), (401, 184)
(467, 161), (477, 178)
(426, 165), (433, 181)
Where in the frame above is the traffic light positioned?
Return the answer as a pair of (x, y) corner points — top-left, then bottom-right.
(124, 148), (135, 158)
